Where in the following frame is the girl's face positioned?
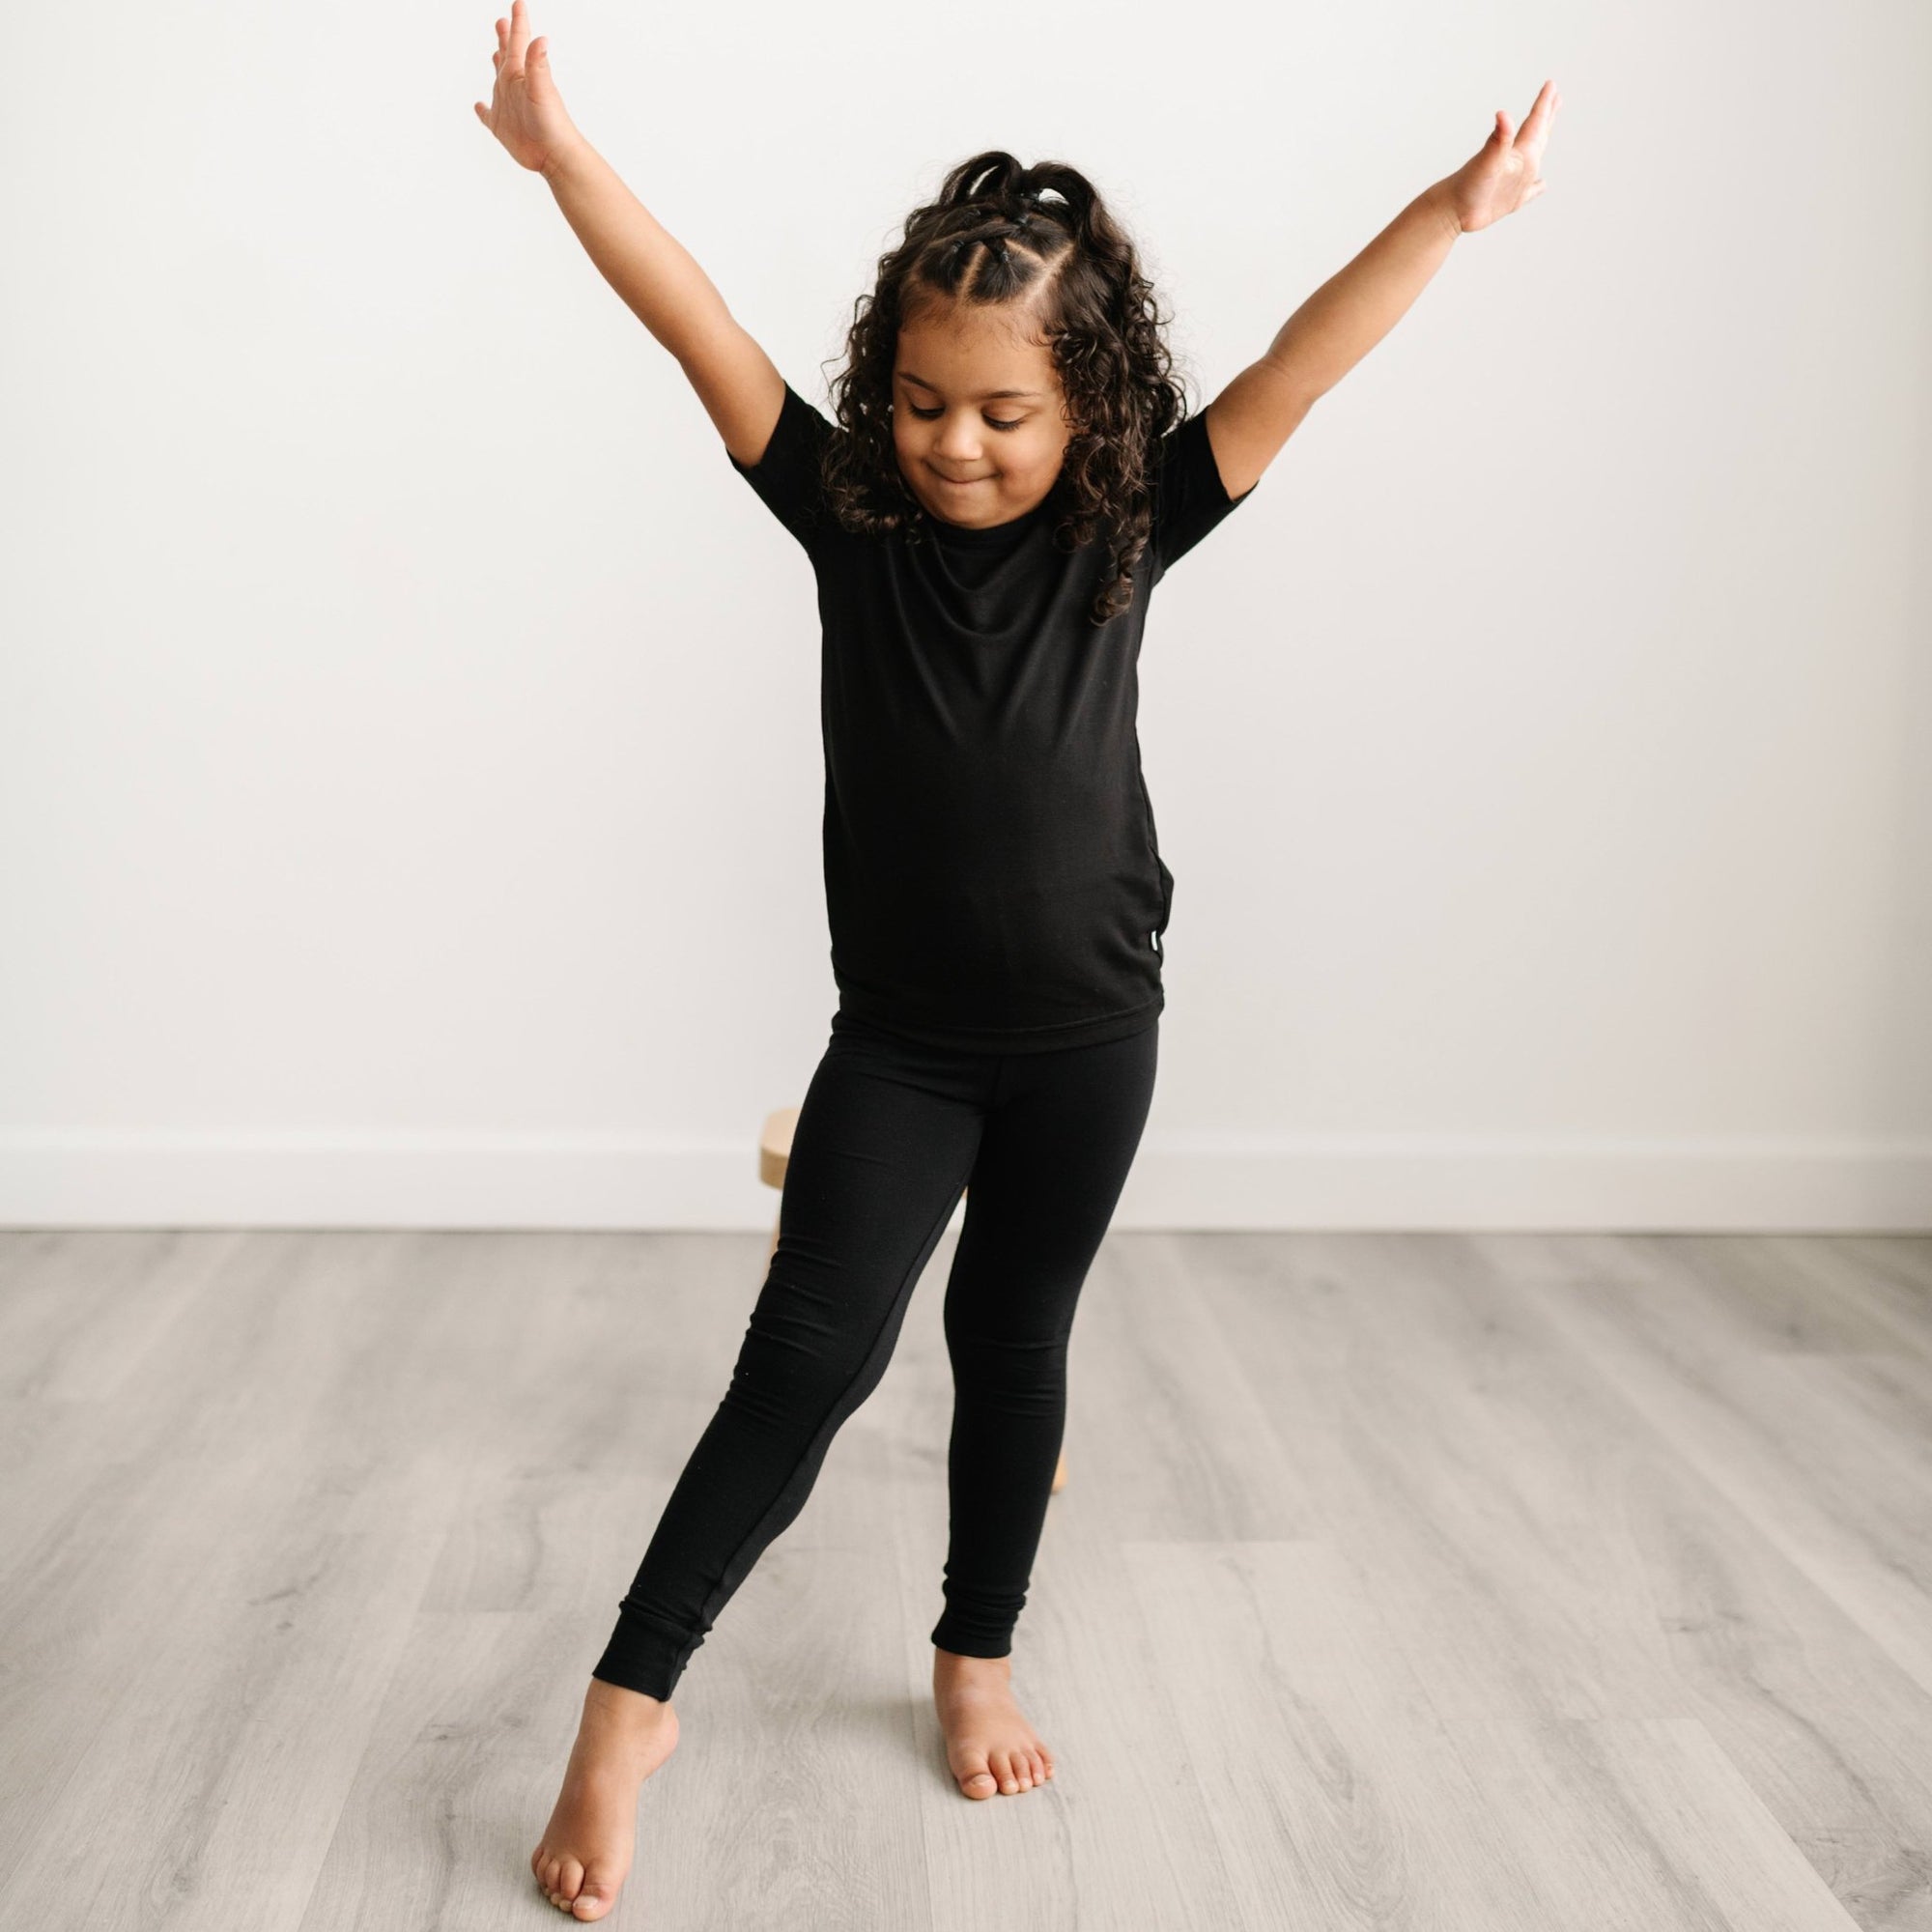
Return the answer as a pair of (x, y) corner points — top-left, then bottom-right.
(892, 302), (1075, 530)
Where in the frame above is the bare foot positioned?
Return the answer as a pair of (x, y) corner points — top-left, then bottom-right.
(529, 1677), (680, 1919)
(932, 1647), (1056, 1800)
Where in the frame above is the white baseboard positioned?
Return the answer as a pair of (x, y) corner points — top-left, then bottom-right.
(1, 1130), (1928, 1231)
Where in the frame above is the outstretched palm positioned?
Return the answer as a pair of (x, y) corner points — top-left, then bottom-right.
(1446, 79), (1561, 234)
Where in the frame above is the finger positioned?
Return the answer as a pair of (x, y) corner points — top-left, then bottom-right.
(1516, 77), (1557, 149)
(508, 0), (531, 64)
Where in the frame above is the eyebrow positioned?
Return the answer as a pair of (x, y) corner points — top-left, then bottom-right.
(896, 370), (1043, 401)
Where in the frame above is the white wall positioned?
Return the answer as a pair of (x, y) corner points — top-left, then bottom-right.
(2, 0), (1928, 1230)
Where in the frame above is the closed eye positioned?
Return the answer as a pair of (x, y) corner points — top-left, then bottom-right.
(906, 404), (1025, 432)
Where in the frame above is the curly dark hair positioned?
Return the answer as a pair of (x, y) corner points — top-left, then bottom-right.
(815, 149), (1192, 626)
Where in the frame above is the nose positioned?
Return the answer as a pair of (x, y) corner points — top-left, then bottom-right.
(931, 415), (983, 459)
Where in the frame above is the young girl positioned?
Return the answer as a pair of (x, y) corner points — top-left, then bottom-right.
(477, 11), (1558, 1917)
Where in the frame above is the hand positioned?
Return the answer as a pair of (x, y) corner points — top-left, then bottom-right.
(472, 0), (582, 174)
(1441, 79), (1561, 235)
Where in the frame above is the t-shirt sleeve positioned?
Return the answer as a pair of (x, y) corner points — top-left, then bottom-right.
(1147, 406), (1258, 582)
(726, 380), (837, 554)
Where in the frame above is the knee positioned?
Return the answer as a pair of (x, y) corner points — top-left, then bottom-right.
(945, 1330), (1069, 1406)
(721, 1299), (883, 1431)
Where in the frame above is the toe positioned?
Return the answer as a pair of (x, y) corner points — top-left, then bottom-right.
(573, 1867), (617, 1920)
(542, 1856), (562, 1892)
(556, 1858), (584, 1902)
(990, 1749), (1019, 1795)
(955, 1748), (998, 1800)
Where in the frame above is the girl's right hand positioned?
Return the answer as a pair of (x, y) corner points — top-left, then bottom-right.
(472, 0), (581, 174)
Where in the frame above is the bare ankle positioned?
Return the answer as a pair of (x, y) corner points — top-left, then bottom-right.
(582, 1678), (677, 1739)
(586, 1677), (670, 1711)
(933, 1647), (1012, 1679)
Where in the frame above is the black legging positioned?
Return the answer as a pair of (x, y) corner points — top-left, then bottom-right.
(591, 1007), (1160, 1701)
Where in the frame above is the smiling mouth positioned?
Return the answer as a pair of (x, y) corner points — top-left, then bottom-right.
(933, 470), (989, 486)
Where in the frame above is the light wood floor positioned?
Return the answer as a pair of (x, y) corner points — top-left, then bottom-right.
(2, 1229), (1929, 1930)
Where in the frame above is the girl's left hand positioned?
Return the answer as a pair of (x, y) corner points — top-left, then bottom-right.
(1443, 79), (1561, 234)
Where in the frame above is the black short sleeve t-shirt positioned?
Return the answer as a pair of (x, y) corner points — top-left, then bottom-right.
(727, 379), (1258, 1053)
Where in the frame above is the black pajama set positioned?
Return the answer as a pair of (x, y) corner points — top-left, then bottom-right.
(593, 381), (1258, 1699)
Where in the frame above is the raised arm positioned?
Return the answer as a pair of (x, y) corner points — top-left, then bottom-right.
(474, 0), (784, 468)
(1199, 79), (1562, 502)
